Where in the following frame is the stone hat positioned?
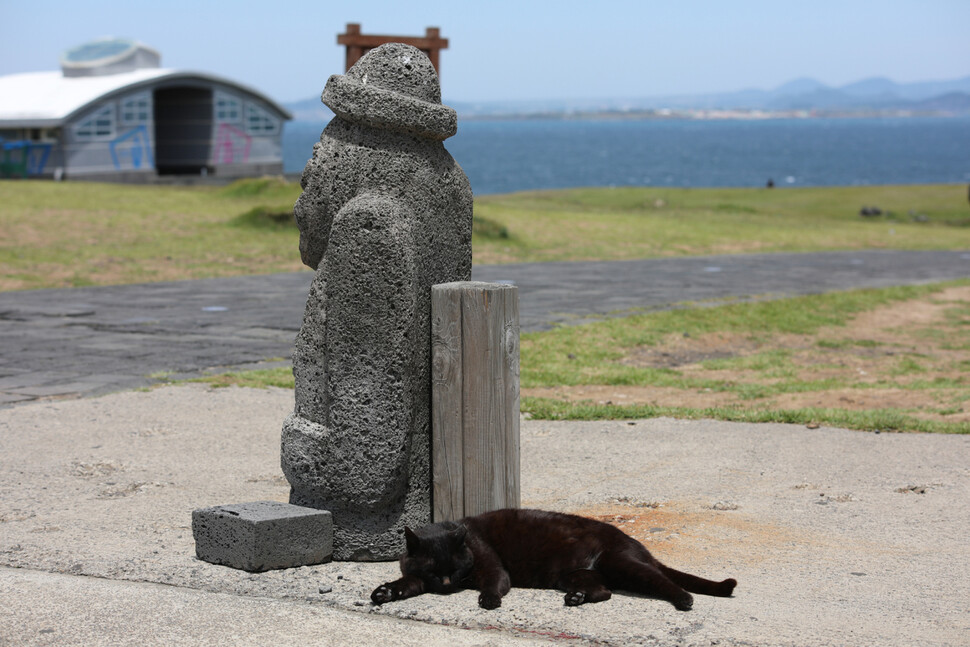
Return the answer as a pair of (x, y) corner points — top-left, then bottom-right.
(322, 43), (457, 141)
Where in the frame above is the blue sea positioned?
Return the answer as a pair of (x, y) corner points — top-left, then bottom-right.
(283, 116), (970, 195)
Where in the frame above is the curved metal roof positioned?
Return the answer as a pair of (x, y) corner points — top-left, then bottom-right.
(0, 68), (292, 128)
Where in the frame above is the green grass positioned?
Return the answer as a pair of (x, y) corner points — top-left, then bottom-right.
(472, 184), (970, 263)
(889, 356), (928, 376)
(218, 176), (295, 199)
(816, 338), (883, 349)
(2, 180), (968, 290)
(231, 205), (298, 229)
(0, 178), (306, 290)
(188, 366), (294, 389)
(520, 397), (969, 434)
(700, 349), (794, 373)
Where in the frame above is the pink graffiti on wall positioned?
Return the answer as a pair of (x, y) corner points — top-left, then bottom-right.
(214, 123), (252, 164)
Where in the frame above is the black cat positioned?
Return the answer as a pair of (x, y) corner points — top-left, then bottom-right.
(371, 508), (737, 610)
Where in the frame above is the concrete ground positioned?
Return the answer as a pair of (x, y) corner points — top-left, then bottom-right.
(2, 384), (967, 646)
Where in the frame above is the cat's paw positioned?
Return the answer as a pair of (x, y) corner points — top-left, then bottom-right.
(370, 584), (396, 605)
(478, 592), (502, 609)
(718, 578), (738, 597)
(674, 592), (694, 611)
(564, 591), (586, 606)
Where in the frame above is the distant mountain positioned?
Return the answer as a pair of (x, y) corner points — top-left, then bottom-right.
(773, 77), (829, 96)
(763, 75), (970, 112)
(283, 74), (970, 120)
(914, 91), (970, 112)
(893, 77), (970, 100)
(285, 96), (333, 121)
(631, 75), (970, 113)
(840, 76), (900, 97)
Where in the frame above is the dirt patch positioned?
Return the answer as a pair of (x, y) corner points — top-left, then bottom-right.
(524, 287), (970, 424)
(570, 502), (816, 569)
(848, 288), (961, 332)
(622, 331), (761, 368)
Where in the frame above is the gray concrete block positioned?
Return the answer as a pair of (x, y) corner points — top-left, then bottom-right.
(192, 501), (332, 572)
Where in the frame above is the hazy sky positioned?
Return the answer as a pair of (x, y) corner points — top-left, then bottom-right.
(2, 0), (968, 104)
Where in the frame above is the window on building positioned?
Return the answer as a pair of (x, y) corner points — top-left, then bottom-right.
(121, 93), (151, 125)
(245, 103), (279, 135)
(215, 92), (242, 123)
(75, 105), (115, 139)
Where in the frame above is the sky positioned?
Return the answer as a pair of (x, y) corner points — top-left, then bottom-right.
(2, 0), (969, 104)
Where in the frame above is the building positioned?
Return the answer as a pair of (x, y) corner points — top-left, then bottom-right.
(0, 38), (291, 181)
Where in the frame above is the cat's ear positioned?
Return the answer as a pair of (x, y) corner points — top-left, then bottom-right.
(404, 526), (420, 553)
(450, 524), (467, 546)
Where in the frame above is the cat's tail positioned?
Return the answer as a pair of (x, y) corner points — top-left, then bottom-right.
(657, 564), (736, 598)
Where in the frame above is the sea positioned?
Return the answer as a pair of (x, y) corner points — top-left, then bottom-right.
(282, 116), (970, 195)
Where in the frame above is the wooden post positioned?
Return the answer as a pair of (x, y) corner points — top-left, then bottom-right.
(424, 27), (442, 72)
(431, 282), (520, 522)
(340, 23), (365, 73)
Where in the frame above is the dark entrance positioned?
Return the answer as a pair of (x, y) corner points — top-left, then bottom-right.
(153, 87), (212, 175)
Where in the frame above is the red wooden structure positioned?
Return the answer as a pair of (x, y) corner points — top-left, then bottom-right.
(337, 23), (449, 74)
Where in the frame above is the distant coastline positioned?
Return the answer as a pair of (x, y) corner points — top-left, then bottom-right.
(284, 105), (970, 124)
(443, 74), (970, 122)
(459, 107), (968, 122)
(286, 73), (970, 122)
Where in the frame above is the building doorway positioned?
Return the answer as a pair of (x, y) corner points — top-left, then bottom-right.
(153, 87), (212, 175)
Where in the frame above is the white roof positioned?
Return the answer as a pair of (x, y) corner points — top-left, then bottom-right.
(0, 68), (291, 127)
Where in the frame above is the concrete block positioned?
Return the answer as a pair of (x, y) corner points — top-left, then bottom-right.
(192, 501), (332, 572)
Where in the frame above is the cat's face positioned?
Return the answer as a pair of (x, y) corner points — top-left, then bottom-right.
(401, 522), (473, 594)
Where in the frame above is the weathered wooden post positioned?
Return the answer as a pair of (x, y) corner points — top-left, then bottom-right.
(431, 282), (520, 522)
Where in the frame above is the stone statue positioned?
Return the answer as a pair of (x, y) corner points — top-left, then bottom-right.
(280, 44), (473, 560)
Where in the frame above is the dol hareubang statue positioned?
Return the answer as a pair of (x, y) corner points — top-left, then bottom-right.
(280, 44), (473, 560)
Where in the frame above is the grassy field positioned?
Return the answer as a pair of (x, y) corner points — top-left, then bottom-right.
(0, 177), (305, 290)
(473, 183), (970, 263)
(1, 179), (968, 290)
(518, 281), (970, 433)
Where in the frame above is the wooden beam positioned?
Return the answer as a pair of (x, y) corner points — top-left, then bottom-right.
(337, 23), (449, 73)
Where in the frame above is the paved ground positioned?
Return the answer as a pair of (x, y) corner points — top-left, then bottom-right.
(2, 249), (969, 406)
(1, 385), (967, 646)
